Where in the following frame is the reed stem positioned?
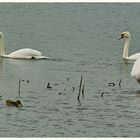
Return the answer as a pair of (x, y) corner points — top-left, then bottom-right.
(77, 76), (83, 100)
(82, 83), (85, 97)
(18, 78), (21, 97)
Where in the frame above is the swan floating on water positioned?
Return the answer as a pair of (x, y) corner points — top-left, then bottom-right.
(0, 32), (49, 59)
(119, 31), (140, 60)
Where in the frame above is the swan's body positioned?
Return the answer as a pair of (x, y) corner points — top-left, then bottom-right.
(0, 32), (49, 59)
(119, 31), (140, 60)
(131, 57), (140, 84)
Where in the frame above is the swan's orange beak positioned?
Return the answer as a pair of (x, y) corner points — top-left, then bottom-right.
(119, 34), (124, 40)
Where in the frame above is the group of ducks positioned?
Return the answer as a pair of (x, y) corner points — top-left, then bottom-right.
(119, 31), (140, 84)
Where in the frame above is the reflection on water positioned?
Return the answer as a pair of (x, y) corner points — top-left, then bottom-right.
(129, 90), (140, 105)
(121, 59), (132, 79)
(0, 58), (4, 72)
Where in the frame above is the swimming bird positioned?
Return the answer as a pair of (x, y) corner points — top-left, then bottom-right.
(6, 100), (23, 107)
(131, 57), (140, 84)
(0, 32), (49, 59)
(119, 31), (140, 60)
(47, 82), (52, 90)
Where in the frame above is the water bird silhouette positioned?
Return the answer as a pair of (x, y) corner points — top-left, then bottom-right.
(0, 32), (49, 59)
(119, 31), (140, 60)
(6, 100), (23, 107)
(47, 82), (52, 90)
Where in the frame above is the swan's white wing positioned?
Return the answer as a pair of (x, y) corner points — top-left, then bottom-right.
(8, 48), (41, 57)
(6, 48), (50, 59)
(129, 53), (140, 60)
(131, 57), (140, 81)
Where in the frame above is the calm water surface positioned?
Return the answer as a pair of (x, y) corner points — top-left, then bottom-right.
(0, 3), (139, 137)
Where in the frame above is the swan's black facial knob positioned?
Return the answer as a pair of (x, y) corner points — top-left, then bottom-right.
(119, 33), (124, 40)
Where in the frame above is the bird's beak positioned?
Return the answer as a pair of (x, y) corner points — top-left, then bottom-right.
(118, 34), (124, 40)
(19, 102), (23, 107)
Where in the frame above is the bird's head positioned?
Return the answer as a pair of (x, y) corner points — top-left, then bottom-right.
(16, 100), (23, 107)
(119, 31), (130, 40)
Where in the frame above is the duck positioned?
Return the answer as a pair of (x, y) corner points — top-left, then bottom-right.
(0, 32), (50, 59)
(119, 31), (140, 60)
(6, 100), (23, 107)
(47, 82), (52, 90)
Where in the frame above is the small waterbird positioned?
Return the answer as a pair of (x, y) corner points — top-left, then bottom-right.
(6, 100), (23, 107)
(47, 82), (52, 90)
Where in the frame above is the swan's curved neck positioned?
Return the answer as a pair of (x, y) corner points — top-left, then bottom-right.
(0, 34), (5, 56)
(123, 37), (130, 59)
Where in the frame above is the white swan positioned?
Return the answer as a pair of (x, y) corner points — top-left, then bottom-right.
(131, 57), (140, 84)
(119, 31), (140, 60)
(0, 32), (49, 59)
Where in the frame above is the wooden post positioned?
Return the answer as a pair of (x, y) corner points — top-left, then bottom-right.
(77, 76), (83, 100)
(82, 82), (85, 97)
(18, 78), (21, 97)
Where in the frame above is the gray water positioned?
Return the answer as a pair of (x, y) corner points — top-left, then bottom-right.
(0, 3), (139, 137)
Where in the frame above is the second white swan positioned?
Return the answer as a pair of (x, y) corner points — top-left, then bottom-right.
(131, 57), (140, 84)
(0, 32), (49, 59)
(119, 31), (140, 60)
